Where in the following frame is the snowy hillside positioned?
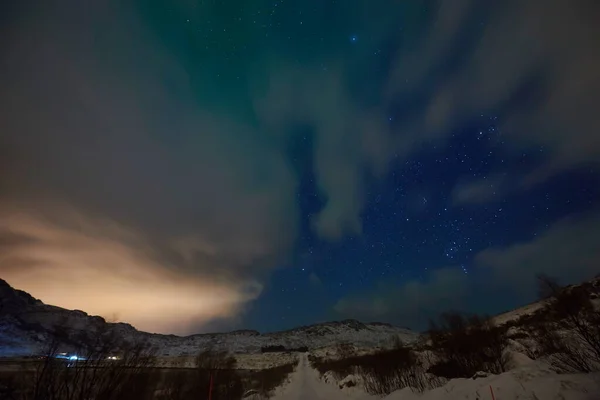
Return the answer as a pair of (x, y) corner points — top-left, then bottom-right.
(0, 279), (417, 359)
(294, 276), (600, 400)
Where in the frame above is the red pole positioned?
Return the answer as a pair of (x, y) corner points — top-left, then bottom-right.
(489, 385), (496, 400)
(208, 372), (214, 400)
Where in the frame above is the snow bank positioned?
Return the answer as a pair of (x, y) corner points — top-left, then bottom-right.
(383, 362), (600, 400)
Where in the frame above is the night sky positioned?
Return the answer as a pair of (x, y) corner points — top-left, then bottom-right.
(1, 0), (600, 335)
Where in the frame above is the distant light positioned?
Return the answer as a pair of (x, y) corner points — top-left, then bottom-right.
(69, 355), (78, 360)
(350, 35), (358, 43)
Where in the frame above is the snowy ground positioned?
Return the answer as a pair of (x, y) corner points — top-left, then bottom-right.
(273, 354), (372, 400)
(273, 354), (600, 400)
(385, 364), (600, 400)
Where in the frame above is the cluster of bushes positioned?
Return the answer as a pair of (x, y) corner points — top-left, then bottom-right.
(311, 274), (600, 397)
(159, 351), (297, 400)
(426, 312), (510, 379)
(260, 345), (286, 353)
(159, 350), (243, 400)
(311, 314), (511, 396)
(526, 275), (600, 373)
(260, 345), (308, 353)
(310, 338), (444, 396)
(0, 323), (298, 400)
(0, 325), (159, 400)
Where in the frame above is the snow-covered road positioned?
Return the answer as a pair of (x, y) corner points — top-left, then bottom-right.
(280, 355), (324, 400)
(273, 354), (371, 400)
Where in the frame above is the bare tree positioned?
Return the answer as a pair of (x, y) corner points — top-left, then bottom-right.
(534, 285), (600, 373)
(427, 312), (510, 379)
(536, 273), (562, 300)
(17, 321), (158, 400)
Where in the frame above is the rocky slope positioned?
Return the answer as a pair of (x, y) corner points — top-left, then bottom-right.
(0, 279), (417, 358)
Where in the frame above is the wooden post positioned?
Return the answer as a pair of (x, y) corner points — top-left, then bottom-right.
(489, 385), (496, 400)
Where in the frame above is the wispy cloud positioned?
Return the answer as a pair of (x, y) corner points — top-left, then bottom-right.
(475, 211), (600, 293)
(452, 174), (507, 205)
(386, 0), (600, 185)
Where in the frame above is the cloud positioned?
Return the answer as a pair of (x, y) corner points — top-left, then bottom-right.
(254, 66), (395, 239)
(475, 211), (600, 294)
(0, 0), (400, 331)
(387, 0), (600, 184)
(334, 268), (470, 329)
(335, 210), (600, 328)
(308, 272), (323, 287)
(452, 174), (507, 205)
(0, 1), (296, 333)
(0, 203), (261, 334)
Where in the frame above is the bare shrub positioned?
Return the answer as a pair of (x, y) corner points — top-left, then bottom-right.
(310, 355), (355, 381)
(312, 341), (442, 396)
(533, 281), (600, 373)
(157, 371), (192, 400)
(193, 350), (242, 400)
(6, 323), (159, 400)
(536, 273), (562, 300)
(195, 350), (237, 371)
(0, 372), (22, 400)
(159, 350), (242, 400)
(359, 346), (442, 395)
(427, 312), (510, 379)
(157, 359), (297, 400)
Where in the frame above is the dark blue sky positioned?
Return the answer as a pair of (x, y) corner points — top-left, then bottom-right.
(1, 0), (599, 334)
(248, 122), (599, 331)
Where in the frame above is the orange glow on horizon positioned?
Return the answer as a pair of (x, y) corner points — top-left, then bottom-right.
(0, 205), (262, 335)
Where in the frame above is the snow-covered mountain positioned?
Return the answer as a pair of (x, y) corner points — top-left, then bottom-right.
(0, 279), (417, 358)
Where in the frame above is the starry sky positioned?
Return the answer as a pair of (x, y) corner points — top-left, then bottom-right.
(1, 0), (600, 335)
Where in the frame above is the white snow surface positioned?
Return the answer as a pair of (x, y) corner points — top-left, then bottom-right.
(273, 354), (373, 400)
(275, 355), (600, 400)
(384, 362), (600, 400)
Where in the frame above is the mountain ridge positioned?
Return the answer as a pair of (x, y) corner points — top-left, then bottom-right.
(0, 278), (417, 357)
